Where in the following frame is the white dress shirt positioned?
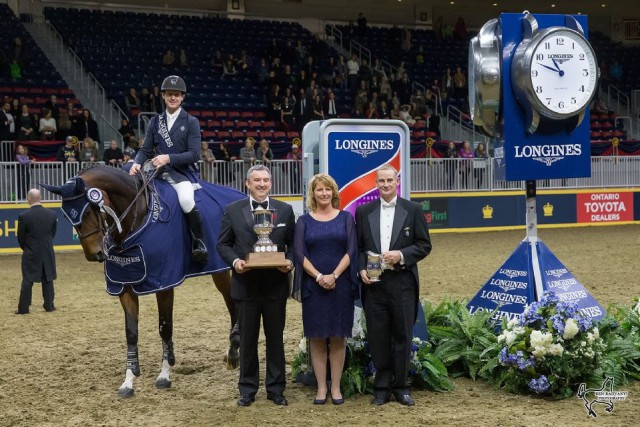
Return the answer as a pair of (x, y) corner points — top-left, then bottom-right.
(166, 107), (182, 131)
(380, 196), (397, 253)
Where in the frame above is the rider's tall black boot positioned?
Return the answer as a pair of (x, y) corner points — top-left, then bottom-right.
(185, 207), (208, 263)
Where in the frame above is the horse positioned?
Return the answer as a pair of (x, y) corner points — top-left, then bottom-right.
(42, 165), (245, 398)
(577, 376), (615, 417)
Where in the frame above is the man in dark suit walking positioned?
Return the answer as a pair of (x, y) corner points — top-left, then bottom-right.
(355, 164), (431, 406)
(16, 189), (58, 314)
(217, 164), (295, 407)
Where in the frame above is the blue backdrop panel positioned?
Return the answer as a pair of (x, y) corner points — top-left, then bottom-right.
(536, 241), (606, 321)
(448, 195), (523, 228)
(536, 193), (577, 224)
(467, 241), (536, 324)
(501, 13), (592, 181)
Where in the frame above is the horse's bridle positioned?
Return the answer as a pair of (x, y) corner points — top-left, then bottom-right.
(62, 192), (108, 241)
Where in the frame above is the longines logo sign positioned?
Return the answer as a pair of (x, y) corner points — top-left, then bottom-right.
(333, 138), (395, 158)
(514, 143), (582, 166)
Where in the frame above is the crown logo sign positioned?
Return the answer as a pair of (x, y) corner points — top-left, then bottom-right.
(422, 200), (430, 211)
(543, 202), (554, 217)
(482, 204), (493, 219)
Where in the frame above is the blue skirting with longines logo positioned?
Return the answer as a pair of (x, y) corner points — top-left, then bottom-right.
(105, 180), (244, 295)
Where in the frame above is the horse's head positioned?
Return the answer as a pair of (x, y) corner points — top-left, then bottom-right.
(42, 177), (109, 262)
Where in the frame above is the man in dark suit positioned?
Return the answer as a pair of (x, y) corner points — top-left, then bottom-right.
(217, 164), (295, 407)
(16, 189), (58, 314)
(294, 88), (310, 132)
(355, 164), (431, 406)
(130, 75), (208, 263)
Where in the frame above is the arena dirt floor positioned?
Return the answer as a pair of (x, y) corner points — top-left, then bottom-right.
(1, 225), (639, 426)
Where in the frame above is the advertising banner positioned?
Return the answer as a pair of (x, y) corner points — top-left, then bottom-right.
(576, 191), (634, 223)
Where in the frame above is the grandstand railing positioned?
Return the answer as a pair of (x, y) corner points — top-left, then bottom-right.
(607, 84), (630, 118)
(2, 157), (640, 203)
(444, 105), (490, 146)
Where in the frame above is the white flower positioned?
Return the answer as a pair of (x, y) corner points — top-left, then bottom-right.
(593, 327), (599, 339)
(351, 307), (365, 339)
(298, 337), (307, 353)
(563, 318), (580, 340)
(530, 330), (554, 359)
(531, 347), (547, 359)
(634, 300), (640, 314)
(548, 343), (564, 356)
(507, 318), (519, 329)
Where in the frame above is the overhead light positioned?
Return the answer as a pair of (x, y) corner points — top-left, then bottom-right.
(602, 3), (607, 7)
(450, 1), (455, 4)
(493, 3), (498, 6)
(551, 4), (556, 8)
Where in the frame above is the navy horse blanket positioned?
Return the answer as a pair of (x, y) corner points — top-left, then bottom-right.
(104, 180), (244, 295)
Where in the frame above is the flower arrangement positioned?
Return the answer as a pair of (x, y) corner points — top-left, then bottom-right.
(494, 291), (606, 397)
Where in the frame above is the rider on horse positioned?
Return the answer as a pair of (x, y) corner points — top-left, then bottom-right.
(129, 75), (208, 263)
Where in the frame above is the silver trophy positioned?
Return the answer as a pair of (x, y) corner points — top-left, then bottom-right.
(366, 251), (386, 282)
(245, 209), (287, 268)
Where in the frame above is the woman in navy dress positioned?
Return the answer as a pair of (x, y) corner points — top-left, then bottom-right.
(293, 173), (359, 405)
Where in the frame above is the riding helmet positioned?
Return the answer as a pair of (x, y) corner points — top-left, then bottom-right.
(161, 75), (187, 93)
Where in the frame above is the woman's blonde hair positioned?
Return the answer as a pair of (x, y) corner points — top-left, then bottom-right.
(306, 173), (340, 211)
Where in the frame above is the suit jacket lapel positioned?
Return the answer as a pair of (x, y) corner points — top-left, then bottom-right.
(242, 200), (254, 229)
(367, 202), (382, 253)
(390, 199), (408, 249)
(169, 109), (187, 139)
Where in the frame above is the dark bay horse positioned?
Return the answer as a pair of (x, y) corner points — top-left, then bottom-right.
(43, 166), (243, 398)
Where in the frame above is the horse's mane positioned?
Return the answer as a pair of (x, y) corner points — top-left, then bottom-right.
(79, 165), (139, 193)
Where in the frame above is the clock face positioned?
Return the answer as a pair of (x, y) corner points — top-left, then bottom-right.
(529, 29), (598, 117)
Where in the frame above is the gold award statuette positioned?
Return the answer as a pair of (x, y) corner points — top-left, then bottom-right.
(244, 209), (289, 269)
(366, 251), (385, 282)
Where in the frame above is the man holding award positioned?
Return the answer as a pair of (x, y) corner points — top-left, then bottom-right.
(355, 164), (431, 406)
(217, 164), (295, 407)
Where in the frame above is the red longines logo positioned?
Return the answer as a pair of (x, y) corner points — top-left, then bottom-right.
(577, 192), (633, 223)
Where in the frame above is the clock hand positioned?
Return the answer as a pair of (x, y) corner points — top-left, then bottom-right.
(551, 57), (561, 71)
(536, 62), (560, 73)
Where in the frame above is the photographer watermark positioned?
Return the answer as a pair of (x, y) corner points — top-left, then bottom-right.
(577, 377), (629, 417)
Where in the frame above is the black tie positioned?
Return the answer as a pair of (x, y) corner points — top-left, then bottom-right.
(252, 200), (268, 210)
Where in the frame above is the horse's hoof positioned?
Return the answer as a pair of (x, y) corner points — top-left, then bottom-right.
(155, 378), (172, 389)
(118, 387), (134, 398)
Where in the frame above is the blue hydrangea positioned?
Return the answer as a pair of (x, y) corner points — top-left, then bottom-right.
(550, 314), (565, 335)
(576, 315), (592, 332)
(520, 302), (543, 326)
(499, 347), (519, 366)
(528, 375), (550, 394)
(539, 291), (559, 308)
(516, 354), (536, 371)
(411, 343), (419, 352)
(555, 300), (578, 318)
(364, 361), (376, 377)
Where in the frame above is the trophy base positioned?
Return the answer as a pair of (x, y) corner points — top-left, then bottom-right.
(245, 252), (289, 269)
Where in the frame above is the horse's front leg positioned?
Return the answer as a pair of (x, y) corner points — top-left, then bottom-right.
(212, 270), (240, 370)
(155, 288), (175, 389)
(118, 288), (140, 398)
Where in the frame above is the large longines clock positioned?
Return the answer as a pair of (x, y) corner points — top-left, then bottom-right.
(511, 13), (599, 134)
(468, 18), (502, 137)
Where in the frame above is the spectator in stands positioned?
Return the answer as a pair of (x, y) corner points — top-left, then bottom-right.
(178, 48), (188, 67)
(399, 105), (416, 126)
(124, 88), (141, 115)
(10, 98), (21, 118)
(354, 81), (368, 117)
(211, 50), (224, 73)
(15, 144), (32, 200)
(379, 77), (392, 103)
(459, 141), (474, 189)
(38, 109), (57, 141)
(473, 142), (488, 189)
(140, 88), (151, 111)
(78, 109), (100, 141)
(118, 118), (135, 146)
(415, 46), (425, 66)
(442, 67), (453, 96)
(305, 55), (316, 77)
(257, 57), (269, 83)
(411, 90), (426, 116)
(56, 109), (71, 140)
(295, 40), (307, 68)
(256, 139), (274, 164)
(325, 91), (339, 119)
(281, 97), (295, 130)
(390, 102), (402, 120)
(217, 142), (236, 185)
(443, 22), (453, 40)
(311, 94), (325, 121)
(240, 137), (256, 164)
(610, 60), (624, 84)
(454, 17), (468, 40)
(44, 95), (60, 120)
(103, 140), (124, 166)
(57, 136), (78, 164)
(336, 55), (348, 90)
(347, 54), (360, 93)
(591, 97), (609, 115)
(397, 72), (412, 105)
(279, 65), (295, 91)
(17, 104), (35, 141)
(379, 100), (390, 119)
(434, 16), (444, 40)
(453, 66), (467, 99)
(268, 84), (282, 122)
(358, 59), (373, 87)
(445, 142), (458, 189)
(79, 137), (99, 164)
(1, 101), (14, 142)
(365, 101), (379, 119)
(401, 28), (412, 52)
(150, 86), (163, 113)
(372, 58), (386, 81)
(295, 89), (310, 131)
(200, 141), (215, 182)
(285, 144), (301, 193)
(162, 49), (175, 66)
(222, 55), (237, 78)
(267, 38), (281, 62)
(9, 59), (21, 80)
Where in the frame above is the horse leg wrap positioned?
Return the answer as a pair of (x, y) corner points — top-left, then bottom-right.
(126, 349), (141, 377)
(162, 340), (175, 366)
